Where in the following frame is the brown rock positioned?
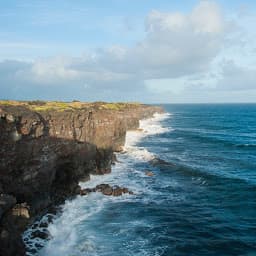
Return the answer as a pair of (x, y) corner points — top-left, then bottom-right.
(95, 184), (109, 192)
(122, 188), (129, 194)
(12, 203), (30, 219)
(84, 184), (134, 197)
(80, 188), (92, 196)
(112, 187), (123, 196)
(101, 186), (113, 196)
(145, 171), (154, 177)
(6, 114), (15, 123)
(80, 174), (90, 182)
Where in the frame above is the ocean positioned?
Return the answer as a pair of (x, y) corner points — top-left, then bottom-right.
(24, 104), (256, 256)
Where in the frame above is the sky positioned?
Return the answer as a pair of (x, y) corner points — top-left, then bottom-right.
(1, 0), (256, 103)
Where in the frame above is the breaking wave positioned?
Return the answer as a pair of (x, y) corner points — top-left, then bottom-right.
(123, 113), (171, 161)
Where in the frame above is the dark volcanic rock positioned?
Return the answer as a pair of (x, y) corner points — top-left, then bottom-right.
(80, 188), (92, 195)
(81, 184), (133, 197)
(122, 188), (129, 194)
(0, 194), (16, 219)
(0, 228), (26, 256)
(30, 230), (50, 240)
(112, 186), (123, 196)
(101, 185), (113, 196)
(80, 174), (90, 182)
(95, 184), (110, 192)
(0, 101), (163, 256)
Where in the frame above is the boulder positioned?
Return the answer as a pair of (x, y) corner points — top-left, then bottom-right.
(101, 186), (113, 196)
(112, 186), (123, 196)
(81, 184), (133, 197)
(122, 188), (129, 194)
(80, 188), (92, 196)
(145, 171), (154, 177)
(12, 203), (30, 219)
(31, 230), (50, 240)
(95, 184), (110, 192)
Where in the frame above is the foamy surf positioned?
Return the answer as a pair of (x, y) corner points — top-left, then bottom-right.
(124, 112), (171, 161)
(23, 111), (171, 256)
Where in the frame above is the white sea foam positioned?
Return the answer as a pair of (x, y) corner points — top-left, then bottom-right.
(23, 111), (172, 256)
(139, 113), (172, 136)
(37, 194), (107, 256)
(123, 112), (171, 161)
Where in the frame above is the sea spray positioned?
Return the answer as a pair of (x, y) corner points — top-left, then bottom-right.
(123, 113), (171, 161)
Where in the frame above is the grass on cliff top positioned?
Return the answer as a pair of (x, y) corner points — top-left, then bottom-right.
(100, 102), (141, 110)
(0, 100), (142, 112)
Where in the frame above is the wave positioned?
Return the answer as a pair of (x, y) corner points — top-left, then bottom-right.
(139, 113), (172, 136)
(150, 157), (256, 188)
(173, 128), (256, 150)
(37, 195), (108, 256)
(23, 214), (55, 256)
(236, 144), (256, 149)
(124, 112), (171, 161)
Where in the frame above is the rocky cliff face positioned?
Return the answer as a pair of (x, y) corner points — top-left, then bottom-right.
(0, 101), (163, 256)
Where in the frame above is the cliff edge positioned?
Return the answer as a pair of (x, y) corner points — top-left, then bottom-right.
(0, 101), (163, 256)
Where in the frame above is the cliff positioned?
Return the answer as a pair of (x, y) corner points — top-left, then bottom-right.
(0, 101), (163, 256)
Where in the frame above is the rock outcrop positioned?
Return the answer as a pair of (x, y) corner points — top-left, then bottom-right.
(80, 184), (133, 197)
(0, 101), (162, 256)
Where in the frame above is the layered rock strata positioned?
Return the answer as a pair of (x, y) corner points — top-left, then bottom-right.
(0, 101), (162, 256)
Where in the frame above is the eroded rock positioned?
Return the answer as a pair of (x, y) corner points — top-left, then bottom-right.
(30, 230), (50, 240)
(112, 187), (123, 196)
(102, 186), (113, 196)
(81, 184), (133, 197)
(12, 203), (30, 219)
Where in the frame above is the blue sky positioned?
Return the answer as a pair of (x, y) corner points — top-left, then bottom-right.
(1, 0), (256, 103)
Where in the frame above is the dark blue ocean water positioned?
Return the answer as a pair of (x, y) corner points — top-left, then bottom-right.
(24, 104), (256, 256)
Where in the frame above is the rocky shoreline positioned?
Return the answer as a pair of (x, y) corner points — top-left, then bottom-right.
(0, 101), (163, 256)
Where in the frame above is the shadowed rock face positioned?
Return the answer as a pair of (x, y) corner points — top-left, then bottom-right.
(0, 101), (163, 256)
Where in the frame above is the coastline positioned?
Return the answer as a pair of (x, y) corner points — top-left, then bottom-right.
(23, 111), (170, 255)
(0, 101), (163, 256)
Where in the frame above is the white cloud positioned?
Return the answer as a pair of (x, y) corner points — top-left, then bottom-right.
(17, 0), (226, 85)
(1, 0), (250, 103)
(216, 60), (256, 90)
(190, 1), (223, 33)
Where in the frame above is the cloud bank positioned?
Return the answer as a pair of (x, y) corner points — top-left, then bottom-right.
(0, 1), (255, 102)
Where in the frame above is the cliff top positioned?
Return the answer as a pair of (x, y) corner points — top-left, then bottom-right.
(0, 100), (144, 112)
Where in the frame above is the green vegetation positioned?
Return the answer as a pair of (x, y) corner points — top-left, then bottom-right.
(0, 100), (89, 112)
(0, 100), (142, 112)
(101, 102), (141, 110)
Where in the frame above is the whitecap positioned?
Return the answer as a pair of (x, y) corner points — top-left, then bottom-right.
(124, 112), (171, 161)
